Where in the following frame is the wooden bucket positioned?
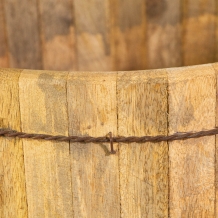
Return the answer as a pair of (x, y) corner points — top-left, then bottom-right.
(0, 1), (217, 218)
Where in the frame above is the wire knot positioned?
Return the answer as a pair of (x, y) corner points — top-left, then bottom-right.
(107, 132), (116, 154)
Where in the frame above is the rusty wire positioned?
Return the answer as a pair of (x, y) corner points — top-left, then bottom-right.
(0, 128), (218, 154)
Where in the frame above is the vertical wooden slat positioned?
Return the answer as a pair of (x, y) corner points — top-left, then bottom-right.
(74, 0), (112, 71)
(111, 0), (146, 71)
(38, 0), (76, 71)
(67, 72), (120, 217)
(0, 0), (9, 67)
(118, 70), (168, 217)
(19, 71), (73, 217)
(0, 69), (28, 217)
(146, 0), (182, 69)
(4, 0), (42, 69)
(182, 0), (216, 66)
(168, 65), (216, 217)
(213, 63), (218, 217)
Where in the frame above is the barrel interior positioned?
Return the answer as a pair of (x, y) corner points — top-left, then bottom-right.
(0, 0), (217, 71)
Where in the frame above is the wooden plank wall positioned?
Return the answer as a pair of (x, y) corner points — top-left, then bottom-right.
(0, 64), (217, 217)
(0, 0), (217, 71)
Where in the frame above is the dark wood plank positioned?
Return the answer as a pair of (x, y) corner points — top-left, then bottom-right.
(4, 0), (42, 69)
(38, 0), (76, 70)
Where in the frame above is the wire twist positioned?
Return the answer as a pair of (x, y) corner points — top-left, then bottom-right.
(1, 128), (218, 154)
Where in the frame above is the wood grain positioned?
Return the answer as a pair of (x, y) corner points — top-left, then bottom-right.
(19, 70), (73, 217)
(4, 0), (42, 69)
(38, 0), (76, 71)
(111, 0), (146, 71)
(212, 63), (218, 217)
(67, 72), (120, 217)
(74, 0), (112, 71)
(118, 70), (168, 217)
(168, 64), (216, 217)
(0, 69), (27, 217)
(146, 0), (182, 69)
(182, 0), (216, 65)
(0, 0), (9, 67)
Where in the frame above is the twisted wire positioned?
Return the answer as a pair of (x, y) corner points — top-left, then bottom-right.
(1, 128), (217, 143)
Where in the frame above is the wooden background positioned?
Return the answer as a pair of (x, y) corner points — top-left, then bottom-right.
(0, 0), (217, 71)
(0, 64), (217, 217)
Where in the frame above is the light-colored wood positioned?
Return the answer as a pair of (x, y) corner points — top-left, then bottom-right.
(111, 0), (146, 71)
(146, 0), (182, 69)
(117, 70), (168, 217)
(182, 0), (216, 66)
(0, 69), (28, 217)
(67, 72), (120, 217)
(4, 0), (42, 69)
(38, 0), (76, 71)
(19, 70), (73, 217)
(212, 63), (218, 217)
(74, 0), (112, 71)
(0, 0), (9, 67)
(168, 64), (216, 217)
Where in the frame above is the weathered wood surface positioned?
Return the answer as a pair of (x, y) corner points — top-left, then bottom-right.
(0, 64), (217, 217)
(146, 0), (182, 69)
(0, 69), (27, 218)
(111, 0), (146, 71)
(0, 0), (8, 68)
(38, 0), (76, 71)
(74, 0), (112, 71)
(118, 70), (168, 217)
(3, 0), (42, 69)
(19, 71), (73, 217)
(67, 72), (120, 217)
(213, 63), (218, 217)
(168, 65), (216, 217)
(182, 0), (216, 66)
(0, 0), (218, 71)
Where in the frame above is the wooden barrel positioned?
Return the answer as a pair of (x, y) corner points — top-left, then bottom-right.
(1, 65), (217, 217)
(0, 1), (218, 218)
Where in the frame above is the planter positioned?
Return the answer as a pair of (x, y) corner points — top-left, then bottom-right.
(0, 0), (218, 217)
